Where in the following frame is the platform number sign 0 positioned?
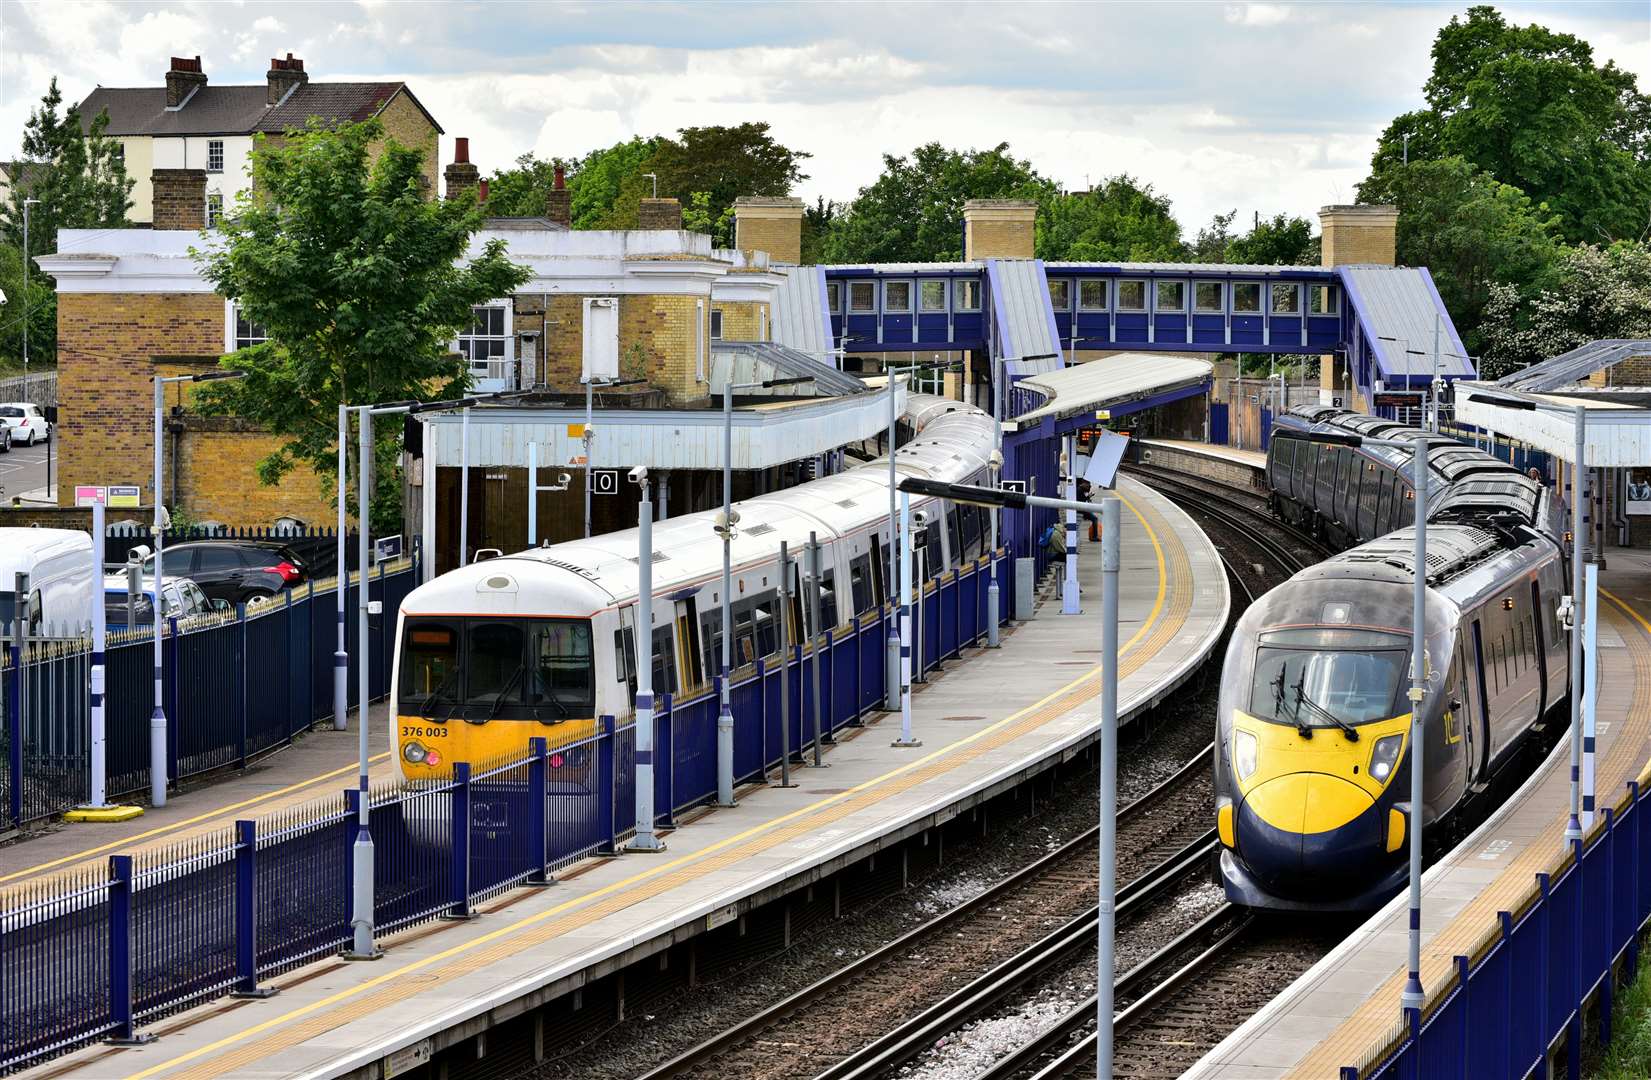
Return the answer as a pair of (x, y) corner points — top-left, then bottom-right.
(591, 469), (620, 496)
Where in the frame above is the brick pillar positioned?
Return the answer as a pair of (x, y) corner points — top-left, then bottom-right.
(1318, 204), (1398, 410)
(445, 137), (479, 201)
(732, 196), (804, 264)
(962, 200), (1037, 261)
(545, 164), (571, 228)
(152, 169), (206, 230)
(638, 198), (682, 230)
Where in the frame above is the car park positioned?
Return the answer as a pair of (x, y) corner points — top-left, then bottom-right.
(0, 403), (52, 446)
(103, 574), (221, 630)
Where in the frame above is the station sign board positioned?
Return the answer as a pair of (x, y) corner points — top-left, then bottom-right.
(590, 469), (620, 495)
(74, 486), (106, 507)
(107, 485), (142, 508)
(1373, 391), (1424, 408)
(1001, 480), (1027, 494)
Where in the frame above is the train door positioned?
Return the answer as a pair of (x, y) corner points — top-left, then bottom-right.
(1470, 619), (1492, 777)
(676, 597), (704, 692)
(1449, 641), (1475, 789)
(1529, 579), (1548, 718)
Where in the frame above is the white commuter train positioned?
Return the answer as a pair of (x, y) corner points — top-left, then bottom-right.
(389, 394), (1002, 780)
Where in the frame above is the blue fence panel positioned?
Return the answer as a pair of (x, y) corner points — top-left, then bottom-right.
(18, 644), (90, 824)
(1415, 971), (1466, 1076)
(243, 602), (293, 759)
(172, 618), (243, 780)
(0, 868), (116, 1069)
(105, 633), (152, 799)
(1584, 828), (1613, 995)
(670, 697), (712, 817)
(372, 782), (453, 934)
(131, 841), (237, 1021)
(612, 722), (637, 845)
(256, 805), (350, 977)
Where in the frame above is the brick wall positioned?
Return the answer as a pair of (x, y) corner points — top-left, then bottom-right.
(531, 292), (709, 403)
(1318, 205), (1398, 267)
(638, 198), (683, 230)
(174, 420), (335, 525)
(712, 300), (767, 342)
(152, 169), (206, 230)
(732, 197), (804, 264)
(375, 91), (440, 198)
(962, 201), (1036, 261)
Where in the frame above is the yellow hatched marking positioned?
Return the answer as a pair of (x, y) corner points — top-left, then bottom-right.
(128, 488), (1193, 1080)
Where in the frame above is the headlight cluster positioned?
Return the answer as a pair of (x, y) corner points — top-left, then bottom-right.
(1369, 734), (1403, 782)
(403, 741), (442, 766)
(1233, 730), (1258, 781)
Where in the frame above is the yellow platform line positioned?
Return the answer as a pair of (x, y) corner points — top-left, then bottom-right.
(1, 752), (393, 889)
(121, 488), (1194, 1080)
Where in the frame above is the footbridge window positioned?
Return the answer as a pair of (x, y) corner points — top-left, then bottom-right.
(1309, 284), (1339, 315)
(1271, 283), (1300, 315)
(1116, 280), (1146, 311)
(954, 279), (982, 311)
(885, 281), (912, 311)
(1194, 281), (1223, 312)
(850, 281), (876, 312)
(1156, 280), (1187, 312)
(1232, 282), (1262, 313)
(1079, 279), (1108, 310)
(920, 280), (947, 311)
(1048, 279), (1072, 311)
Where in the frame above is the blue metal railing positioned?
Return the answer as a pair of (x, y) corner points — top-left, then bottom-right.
(0, 550), (1015, 1073)
(0, 558), (420, 831)
(1350, 778), (1651, 1079)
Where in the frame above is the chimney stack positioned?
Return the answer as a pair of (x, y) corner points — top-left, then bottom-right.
(638, 197), (682, 231)
(152, 169), (207, 229)
(444, 137), (480, 201)
(478, 178), (490, 204)
(165, 56), (206, 109)
(732, 196), (805, 264)
(266, 53), (308, 105)
(545, 164), (571, 227)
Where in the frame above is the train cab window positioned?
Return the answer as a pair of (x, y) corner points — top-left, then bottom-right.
(528, 621), (595, 715)
(849, 555), (874, 616)
(400, 621), (460, 701)
(1249, 628), (1408, 727)
(468, 621), (526, 704)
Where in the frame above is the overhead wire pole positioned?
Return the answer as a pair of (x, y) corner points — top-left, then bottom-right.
(335, 403), (349, 732)
(630, 466), (664, 851)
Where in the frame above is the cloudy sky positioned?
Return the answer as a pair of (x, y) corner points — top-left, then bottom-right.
(2, 1), (1647, 232)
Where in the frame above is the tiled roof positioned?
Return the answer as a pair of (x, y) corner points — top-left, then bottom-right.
(79, 82), (441, 138)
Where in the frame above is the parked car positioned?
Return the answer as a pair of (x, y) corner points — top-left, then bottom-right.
(0, 403), (51, 446)
(141, 540), (308, 604)
(0, 528), (94, 632)
(0, 415), (11, 453)
(103, 574), (223, 630)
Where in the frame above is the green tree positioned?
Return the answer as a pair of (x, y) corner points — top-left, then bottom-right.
(648, 122), (809, 228)
(1359, 6), (1651, 243)
(482, 152), (564, 218)
(824, 142), (1054, 263)
(800, 195), (838, 265)
(566, 136), (659, 229)
(1375, 156), (1561, 355)
(1479, 241), (1651, 378)
(1225, 212), (1317, 265)
(679, 190), (734, 246)
(0, 78), (133, 365)
(1190, 209), (1238, 263)
(194, 119), (530, 529)
(1037, 175), (1184, 262)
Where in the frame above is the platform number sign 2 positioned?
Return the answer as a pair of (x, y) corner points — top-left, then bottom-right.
(590, 469), (620, 496)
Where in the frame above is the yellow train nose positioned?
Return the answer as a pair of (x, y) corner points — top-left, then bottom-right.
(1245, 771), (1373, 835)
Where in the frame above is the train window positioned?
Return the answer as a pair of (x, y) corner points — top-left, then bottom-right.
(733, 604), (758, 665)
(849, 555), (874, 616)
(468, 621), (526, 704)
(400, 620), (460, 701)
(1249, 642), (1407, 726)
(817, 570), (839, 630)
(946, 506), (962, 567)
(528, 621), (595, 715)
(925, 518), (943, 579)
(652, 625), (678, 698)
(615, 628), (633, 684)
(751, 596), (779, 657)
(700, 608), (723, 677)
(961, 505), (983, 560)
(871, 535), (887, 606)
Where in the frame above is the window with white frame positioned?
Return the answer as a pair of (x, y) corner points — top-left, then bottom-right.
(207, 192), (224, 228)
(826, 281), (842, 312)
(849, 281), (876, 312)
(1271, 283), (1300, 314)
(710, 309), (724, 339)
(1115, 280), (1146, 311)
(1078, 279), (1107, 310)
(919, 280), (946, 312)
(1047, 279), (1071, 310)
(913, 361), (945, 394)
(1308, 284), (1339, 315)
(230, 303), (267, 350)
(458, 304), (510, 381)
(954, 279), (981, 311)
(1232, 282), (1262, 313)
(884, 281), (911, 311)
(1155, 280), (1186, 312)
(1194, 281), (1223, 313)
(206, 139), (224, 173)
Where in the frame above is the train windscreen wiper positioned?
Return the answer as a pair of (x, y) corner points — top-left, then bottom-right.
(487, 665), (527, 719)
(1275, 669), (1312, 739)
(420, 666), (462, 718)
(1293, 674), (1359, 741)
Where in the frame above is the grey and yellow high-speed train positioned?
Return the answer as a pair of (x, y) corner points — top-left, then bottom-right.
(1215, 406), (1567, 910)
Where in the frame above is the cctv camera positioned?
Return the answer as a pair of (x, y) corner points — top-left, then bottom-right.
(913, 510), (931, 527)
(988, 449), (1003, 469)
(557, 472), (571, 486)
(628, 465), (649, 483)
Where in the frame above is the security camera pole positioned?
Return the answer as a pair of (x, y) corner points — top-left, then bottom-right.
(894, 491), (919, 747)
(719, 375), (811, 806)
(152, 368), (247, 807)
(630, 465), (664, 851)
(897, 474), (1118, 1078)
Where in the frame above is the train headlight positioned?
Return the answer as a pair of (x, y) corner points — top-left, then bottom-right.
(1369, 734), (1404, 783)
(403, 741), (427, 764)
(1233, 730), (1258, 781)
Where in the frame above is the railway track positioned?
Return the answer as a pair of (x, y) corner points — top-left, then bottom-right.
(636, 745), (1217, 1080)
(1123, 462), (1328, 580)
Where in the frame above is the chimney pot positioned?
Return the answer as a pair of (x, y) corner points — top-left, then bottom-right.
(266, 52), (308, 104)
(445, 139), (480, 201)
(478, 179), (489, 203)
(455, 138), (470, 164)
(553, 164), (566, 190)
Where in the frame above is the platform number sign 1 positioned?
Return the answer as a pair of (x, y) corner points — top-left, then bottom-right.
(591, 469), (620, 496)
(1001, 480), (1027, 494)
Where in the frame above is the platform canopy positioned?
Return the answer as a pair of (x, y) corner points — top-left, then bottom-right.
(1454, 383), (1651, 467)
(1005, 353), (1213, 431)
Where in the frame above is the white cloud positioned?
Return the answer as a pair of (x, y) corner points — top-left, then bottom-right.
(1224, 4), (1294, 28)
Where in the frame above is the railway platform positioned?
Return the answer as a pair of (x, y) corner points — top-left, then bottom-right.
(30, 476), (1228, 1080)
(1187, 550), (1651, 1079)
(1137, 438), (1267, 491)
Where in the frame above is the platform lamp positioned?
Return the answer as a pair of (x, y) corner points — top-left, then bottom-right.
(1284, 426), (1435, 1021)
(717, 374), (813, 805)
(898, 475), (1120, 1080)
(151, 367), (247, 808)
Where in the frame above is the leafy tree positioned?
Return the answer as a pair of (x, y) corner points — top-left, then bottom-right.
(194, 119), (530, 529)
(482, 152), (564, 218)
(1377, 156), (1561, 355)
(1037, 176), (1184, 262)
(0, 78), (133, 365)
(1225, 212), (1317, 266)
(1190, 209), (1238, 263)
(824, 142), (1054, 263)
(649, 122), (809, 228)
(1359, 6), (1651, 243)
(679, 190), (734, 246)
(1479, 241), (1651, 378)
(566, 136), (659, 229)
(800, 195), (838, 265)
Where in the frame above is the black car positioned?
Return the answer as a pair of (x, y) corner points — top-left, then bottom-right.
(144, 541), (308, 604)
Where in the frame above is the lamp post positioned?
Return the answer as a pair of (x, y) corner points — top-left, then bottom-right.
(718, 374), (811, 806)
(630, 465), (664, 851)
(988, 357), (1006, 648)
(336, 403), (349, 732)
(579, 377), (643, 540)
(886, 369), (902, 708)
(151, 368), (247, 807)
(22, 198), (39, 371)
(897, 474), (1118, 1077)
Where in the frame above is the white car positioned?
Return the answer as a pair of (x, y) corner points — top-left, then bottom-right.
(0, 402), (52, 446)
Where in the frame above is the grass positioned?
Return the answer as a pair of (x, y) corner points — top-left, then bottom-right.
(1592, 952), (1651, 1079)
